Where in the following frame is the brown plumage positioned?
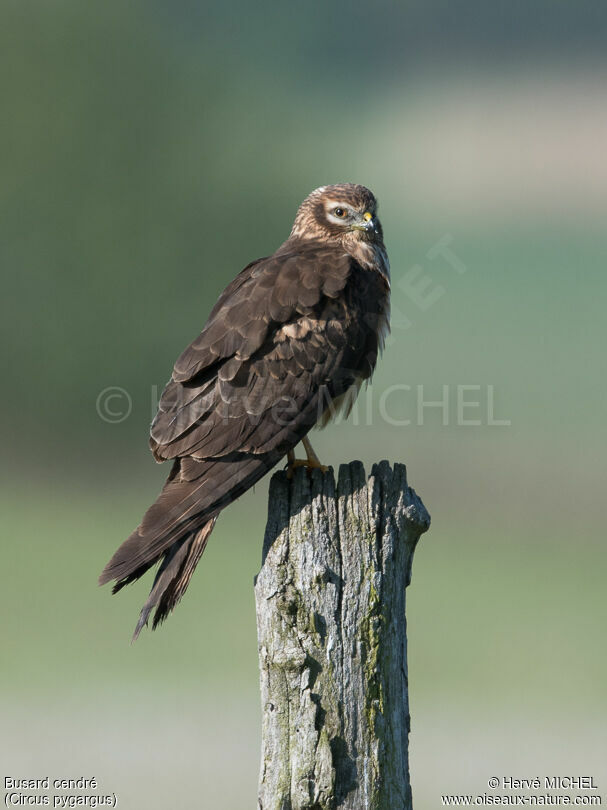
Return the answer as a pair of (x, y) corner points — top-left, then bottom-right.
(99, 183), (391, 639)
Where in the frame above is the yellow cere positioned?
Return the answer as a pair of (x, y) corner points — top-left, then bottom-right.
(363, 211), (372, 221)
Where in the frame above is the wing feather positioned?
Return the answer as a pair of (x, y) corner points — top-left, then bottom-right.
(151, 242), (384, 464)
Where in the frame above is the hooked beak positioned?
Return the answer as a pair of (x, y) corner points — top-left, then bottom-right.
(352, 211), (378, 235)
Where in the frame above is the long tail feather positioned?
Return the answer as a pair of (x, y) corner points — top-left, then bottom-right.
(99, 450), (283, 639)
(131, 518), (217, 641)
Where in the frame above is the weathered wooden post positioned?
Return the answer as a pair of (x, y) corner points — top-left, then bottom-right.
(255, 460), (430, 810)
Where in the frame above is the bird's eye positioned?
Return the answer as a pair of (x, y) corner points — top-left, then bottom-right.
(333, 207), (347, 218)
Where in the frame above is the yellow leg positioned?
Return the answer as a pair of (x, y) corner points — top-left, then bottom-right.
(302, 436), (328, 471)
(286, 437), (329, 478)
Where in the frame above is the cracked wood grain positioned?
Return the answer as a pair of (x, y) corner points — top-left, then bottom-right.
(255, 461), (430, 810)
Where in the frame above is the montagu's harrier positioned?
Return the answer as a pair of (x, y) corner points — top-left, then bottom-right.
(100, 183), (390, 639)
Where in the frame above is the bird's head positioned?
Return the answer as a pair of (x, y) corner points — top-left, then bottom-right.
(290, 184), (383, 247)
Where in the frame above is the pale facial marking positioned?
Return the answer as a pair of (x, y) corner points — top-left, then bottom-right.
(323, 198), (375, 228)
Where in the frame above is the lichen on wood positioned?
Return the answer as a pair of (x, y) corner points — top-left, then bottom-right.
(255, 461), (430, 810)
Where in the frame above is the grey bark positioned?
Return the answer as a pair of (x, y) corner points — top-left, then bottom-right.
(254, 460), (431, 810)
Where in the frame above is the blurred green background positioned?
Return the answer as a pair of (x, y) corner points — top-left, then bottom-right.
(1, 1), (606, 807)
